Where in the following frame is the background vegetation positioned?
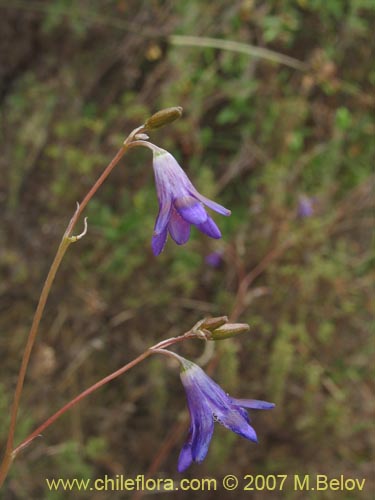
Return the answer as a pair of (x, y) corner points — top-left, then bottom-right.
(0, 1), (373, 498)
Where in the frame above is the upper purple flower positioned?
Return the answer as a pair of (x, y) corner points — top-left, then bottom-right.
(176, 356), (275, 472)
(151, 147), (231, 255)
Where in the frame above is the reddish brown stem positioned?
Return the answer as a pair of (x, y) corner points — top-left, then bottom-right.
(0, 140), (134, 486)
(13, 351), (152, 457)
(65, 145), (128, 237)
(12, 332), (194, 457)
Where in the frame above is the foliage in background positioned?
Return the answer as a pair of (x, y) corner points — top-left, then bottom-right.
(0, 0), (373, 498)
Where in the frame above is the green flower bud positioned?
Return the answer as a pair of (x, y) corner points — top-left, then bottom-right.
(144, 106), (183, 130)
(200, 316), (228, 331)
(208, 323), (250, 341)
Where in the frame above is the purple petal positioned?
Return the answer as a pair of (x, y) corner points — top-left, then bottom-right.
(169, 208), (191, 245)
(178, 400), (214, 472)
(151, 227), (168, 256)
(233, 421), (258, 443)
(218, 410), (258, 443)
(152, 153), (174, 233)
(192, 191), (231, 216)
(232, 398), (275, 410)
(154, 198), (172, 235)
(189, 370), (258, 443)
(197, 216), (222, 239)
(191, 407), (214, 463)
(181, 371), (215, 465)
(174, 196), (208, 224)
(236, 404), (251, 424)
(178, 429), (194, 472)
(153, 149), (196, 199)
(186, 363), (231, 411)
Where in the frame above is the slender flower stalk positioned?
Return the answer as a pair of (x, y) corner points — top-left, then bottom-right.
(0, 104), (269, 488)
(10, 329), (199, 459)
(2, 317), (237, 474)
(0, 116), (161, 486)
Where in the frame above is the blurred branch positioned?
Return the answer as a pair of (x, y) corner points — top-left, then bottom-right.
(169, 35), (308, 71)
(217, 136), (270, 193)
(230, 233), (293, 321)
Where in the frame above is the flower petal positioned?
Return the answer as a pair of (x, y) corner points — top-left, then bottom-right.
(178, 428), (194, 472)
(197, 216), (222, 239)
(169, 208), (191, 245)
(154, 197), (172, 235)
(231, 398), (275, 410)
(190, 404), (214, 463)
(180, 369), (215, 466)
(151, 227), (168, 256)
(174, 196), (208, 224)
(192, 191), (231, 216)
(152, 153), (174, 234)
(153, 149), (196, 199)
(218, 410), (258, 443)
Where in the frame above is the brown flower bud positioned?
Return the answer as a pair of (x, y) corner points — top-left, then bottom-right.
(144, 106), (183, 130)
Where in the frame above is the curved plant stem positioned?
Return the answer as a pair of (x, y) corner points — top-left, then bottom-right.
(0, 130), (142, 486)
(12, 331), (195, 457)
(13, 351), (152, 457)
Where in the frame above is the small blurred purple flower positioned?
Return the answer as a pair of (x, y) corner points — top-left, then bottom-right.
(151, 147), (231, 255)
(297, 195), (314, 218)
(205, 250), (223, 268)
(176, 356), (275, 472)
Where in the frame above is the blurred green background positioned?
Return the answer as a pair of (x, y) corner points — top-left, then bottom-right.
(0, 1), (373, 498)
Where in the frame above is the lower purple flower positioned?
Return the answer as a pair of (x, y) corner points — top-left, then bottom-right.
(176, 356), (275, 472)
(151, 147), (231, 255)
